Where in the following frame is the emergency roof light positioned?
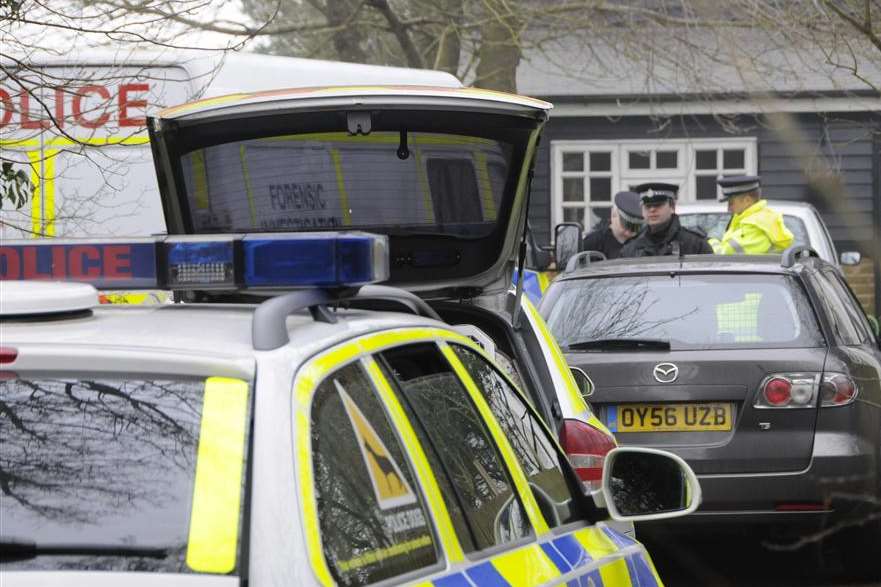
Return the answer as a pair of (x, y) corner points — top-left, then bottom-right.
(0, 232), (390, 291)
(0, 281), (100, 316)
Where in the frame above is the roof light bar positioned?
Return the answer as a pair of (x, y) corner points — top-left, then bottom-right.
(0, 232), (389, 291)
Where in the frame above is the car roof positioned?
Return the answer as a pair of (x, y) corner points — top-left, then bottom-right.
(557, 253), (831, 280)
(676, 200), (819, 216)
(2, 303), (443, 360)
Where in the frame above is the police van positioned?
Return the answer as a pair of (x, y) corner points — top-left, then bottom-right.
(0, 50), (461, 240)
(0, 232), (700, 586)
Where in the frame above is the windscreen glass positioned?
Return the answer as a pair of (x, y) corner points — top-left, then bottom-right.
(542, 274), (824, 350)
(679, 213), (807, 245)
(180, 131), (514, 237)
(0, 374), (249, 573)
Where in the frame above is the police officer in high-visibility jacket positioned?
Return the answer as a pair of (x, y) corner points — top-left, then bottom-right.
(711, 175), (794, 255)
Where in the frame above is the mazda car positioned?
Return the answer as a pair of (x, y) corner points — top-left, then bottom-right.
(539, 249), (881, 577)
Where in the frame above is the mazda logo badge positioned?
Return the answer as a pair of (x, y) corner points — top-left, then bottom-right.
(653, 363), (679, 383)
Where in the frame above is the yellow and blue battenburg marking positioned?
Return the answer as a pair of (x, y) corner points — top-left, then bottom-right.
(426, 525), (659, 587)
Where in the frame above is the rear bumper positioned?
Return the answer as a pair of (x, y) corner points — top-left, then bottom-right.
(647, 431), (879, 529)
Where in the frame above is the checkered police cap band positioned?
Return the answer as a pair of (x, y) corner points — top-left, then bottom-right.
(720, 181), (760, 196)
(617, 207), (643, 226)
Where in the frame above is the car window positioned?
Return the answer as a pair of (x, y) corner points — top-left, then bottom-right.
(179, 131), (513, 238)
(450, 344), (582, 528)
(378, 343), (531, 554)
(311, 362), (439, 585)
(542, 273), (825, 350)
(0, 374), (248, 573)
(814, 271), (871, 345)
(679, 212), (808, 245)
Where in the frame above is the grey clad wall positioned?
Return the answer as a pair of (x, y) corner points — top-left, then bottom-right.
(531, 111), (880, 254)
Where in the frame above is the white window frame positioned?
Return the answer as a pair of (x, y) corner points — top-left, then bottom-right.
(551, 138), (757, 230)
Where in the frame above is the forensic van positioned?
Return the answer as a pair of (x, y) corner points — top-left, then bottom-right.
(0, 232), (701, 586)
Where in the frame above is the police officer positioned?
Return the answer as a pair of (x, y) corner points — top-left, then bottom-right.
(620, 182), (713, 257)
(581, 191), (644, 259)
(711, 175), (794, 255)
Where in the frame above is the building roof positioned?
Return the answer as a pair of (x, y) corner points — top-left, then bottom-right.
(517, 30), (881, 100)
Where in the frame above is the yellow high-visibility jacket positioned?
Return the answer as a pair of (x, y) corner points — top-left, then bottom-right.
(711, 199), (794, 255)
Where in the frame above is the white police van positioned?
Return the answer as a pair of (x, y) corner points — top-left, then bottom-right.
(0, 232), (700, 586)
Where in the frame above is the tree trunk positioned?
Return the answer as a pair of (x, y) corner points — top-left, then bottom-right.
(474, 1), (522, 92)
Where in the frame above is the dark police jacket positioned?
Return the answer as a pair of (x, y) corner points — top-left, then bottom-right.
(619, 215), (713, 258)
(581, 227), (625, 260)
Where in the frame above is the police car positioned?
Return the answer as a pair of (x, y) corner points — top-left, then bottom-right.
(142, 84), (624, 495)
(0, 231), (700, 586)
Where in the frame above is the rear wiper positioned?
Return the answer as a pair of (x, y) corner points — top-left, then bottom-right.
(565, 338), (671, 351)
(1, 537), (168, 563)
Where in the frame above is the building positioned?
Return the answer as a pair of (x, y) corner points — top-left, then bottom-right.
(517, 34), (881, 314)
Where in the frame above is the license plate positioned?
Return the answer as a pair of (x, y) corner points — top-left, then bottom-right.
(607, 403), (733, 432)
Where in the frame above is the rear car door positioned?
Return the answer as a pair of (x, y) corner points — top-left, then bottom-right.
(295, 327), (654, 586)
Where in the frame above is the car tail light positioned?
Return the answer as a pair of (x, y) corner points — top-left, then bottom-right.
(820, 373), (858, 407)
(755, 373), (819, 408)
(0, 347), (18, 364)
(559, 418), (616, 492)
(764, 377), (792, 406)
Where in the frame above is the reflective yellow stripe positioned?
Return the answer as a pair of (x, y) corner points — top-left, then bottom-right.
(329, 148), (352, 226)
(365, 357), (465, 563)
(159, 93), (250, 117)
(26, 151), (43, 236)
(474, 151), (497, 221)
(43, 150), (55, 236)
(415, 147), (436, 223)
(440, 342), (551, 535)
(536, 271), (551, 293)
(521, 297), (585, 414)
(491, 544), (560, 586)
(1, 136), (151, 148)
(186, 377), (249, 574)
(575, 527), (632, 586)
(239, 145), (258, 227)
(191, 149), (210, 210)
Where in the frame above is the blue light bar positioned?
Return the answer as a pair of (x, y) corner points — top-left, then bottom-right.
(165, 236), (238, 289)
(0, 232), (389, 291)
(243, 233), (389, 287)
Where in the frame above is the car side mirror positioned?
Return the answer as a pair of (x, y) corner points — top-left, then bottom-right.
(554, 223), (582, 271)
(840, 251), (861, 266)
(570, 367), (594, 398)
(598, 447), (701, 522)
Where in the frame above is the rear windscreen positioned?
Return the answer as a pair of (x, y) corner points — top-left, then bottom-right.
(542, 274), (824, 350)
(180, 132), (513, 236)
(0, 375), (248, 573)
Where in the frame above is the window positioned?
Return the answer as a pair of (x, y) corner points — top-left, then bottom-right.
(814, 271), (871, 345)
(694, 146), (750, 200)
(541, 274), (824, 350)
(552, 139), (756, 229)
(426, 158), (481, 223)
(558, 149), (614, 229)
(0, 375), (246, 573)
(311, 362), (438, 585)
(450, 345), (581, 528)
(378, 343), (530, 553)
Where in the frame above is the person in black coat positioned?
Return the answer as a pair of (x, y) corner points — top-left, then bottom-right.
(581, 191), (644, 260)
(619, 183), (713, 258)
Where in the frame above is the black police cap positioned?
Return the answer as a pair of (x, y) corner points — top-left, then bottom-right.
(633, 182), (678, 205)
(613, 191), (644, 226)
